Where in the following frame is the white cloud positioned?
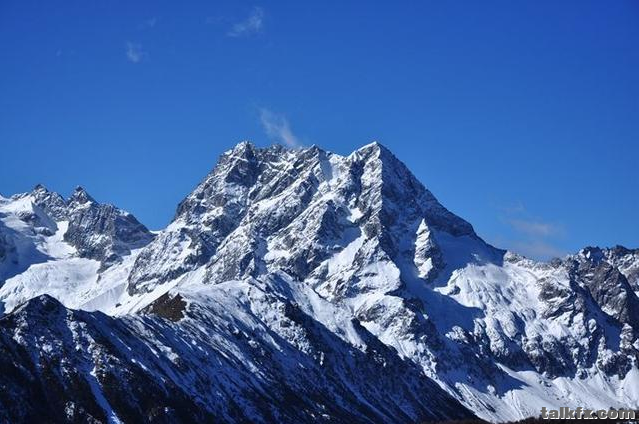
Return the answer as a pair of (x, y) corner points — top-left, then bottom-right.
(493, 204), (567, 261)
(259, 108), (301, 148)
(501, 201), (526, 214)
(228, 7), (264, 37)
(126, 42), (147, 63)
(508, 240), (567, 261)
(508, 218), (563, 238)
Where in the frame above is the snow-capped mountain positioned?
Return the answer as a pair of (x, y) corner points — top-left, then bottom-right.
(0, 184), (153, 314)
(1, 141), (637, 423)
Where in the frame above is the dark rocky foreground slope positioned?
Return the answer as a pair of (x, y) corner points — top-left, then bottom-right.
(1, 141), (638, 422)
(0, 294), (474, 423)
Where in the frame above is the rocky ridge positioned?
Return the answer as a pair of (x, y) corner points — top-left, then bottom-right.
(0, 141), (637, 422)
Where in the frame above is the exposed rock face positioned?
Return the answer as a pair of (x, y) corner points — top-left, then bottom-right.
(64, 186), (155, 269)
(141, 292), (187, 321)
(600, 246), (639, 291)
(0, 142), (637, 422)
(121, 142), (639, 420)
(572, 247), (639, 328)
(0, 295), (218, 423)
(0, 294), (474, 423)
(128, 142), (484, 295)
(15, 184), (155, 270)
(31, 184), (68, 221)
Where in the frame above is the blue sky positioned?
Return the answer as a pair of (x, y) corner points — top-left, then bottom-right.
(1, 1), (638, 259)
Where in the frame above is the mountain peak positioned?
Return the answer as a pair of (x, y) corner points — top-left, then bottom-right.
(2, 141), (639, 422)
(11, 293), (67, 319)
(361, 140), (388, 150)
(69, 186), (95, 204)
(29, 184), (68, 220)
(32, 183), (48, 193)
(236, 140), (254, 148)
(352, 141), (393, 159)
(227, 140), (257, 155)
(579, 246), (605, 263)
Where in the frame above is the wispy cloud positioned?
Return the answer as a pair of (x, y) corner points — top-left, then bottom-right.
(138, 17), (158, 30)
(227, 7), (264, 37)
(492, 203), (567, 261)
(507, 240), (567, 261)
(508, 218), (564, 238)
(126, 42), (147, 63)
(259, 108), (301, 148)
(501, 201), (526, 214)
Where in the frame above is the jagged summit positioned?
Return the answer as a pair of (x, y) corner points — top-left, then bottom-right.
(1, 141), (638, 423)
(128, 141), (483, 294)
(30, 184), (95, 204)
(8, 293), (66, 319)
(227, 139), (257, 152)
(21, 183), (154, 269)
(221, 140), (295, 160)
(352, 140), (392, 156)
(69, 185), (95, 205)
(579, 245), (606, 262)
(28, 184), (67, 220)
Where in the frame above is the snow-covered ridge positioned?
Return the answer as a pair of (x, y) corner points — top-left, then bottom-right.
(0, 141), (638, 422)
(0, 185), (153, 313)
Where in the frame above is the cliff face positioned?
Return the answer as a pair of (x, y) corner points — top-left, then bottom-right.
(0, 142), (637, 422)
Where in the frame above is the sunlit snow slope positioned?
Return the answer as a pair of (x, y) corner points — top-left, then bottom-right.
(1, 142), (637, 422)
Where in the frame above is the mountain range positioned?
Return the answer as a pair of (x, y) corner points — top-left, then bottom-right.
(1, 141), (637, 423)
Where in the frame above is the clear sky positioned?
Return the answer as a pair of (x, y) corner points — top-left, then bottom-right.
(1, 1), (638, 259)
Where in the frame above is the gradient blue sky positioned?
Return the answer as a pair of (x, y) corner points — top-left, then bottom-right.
(1, 1), (638, 259)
